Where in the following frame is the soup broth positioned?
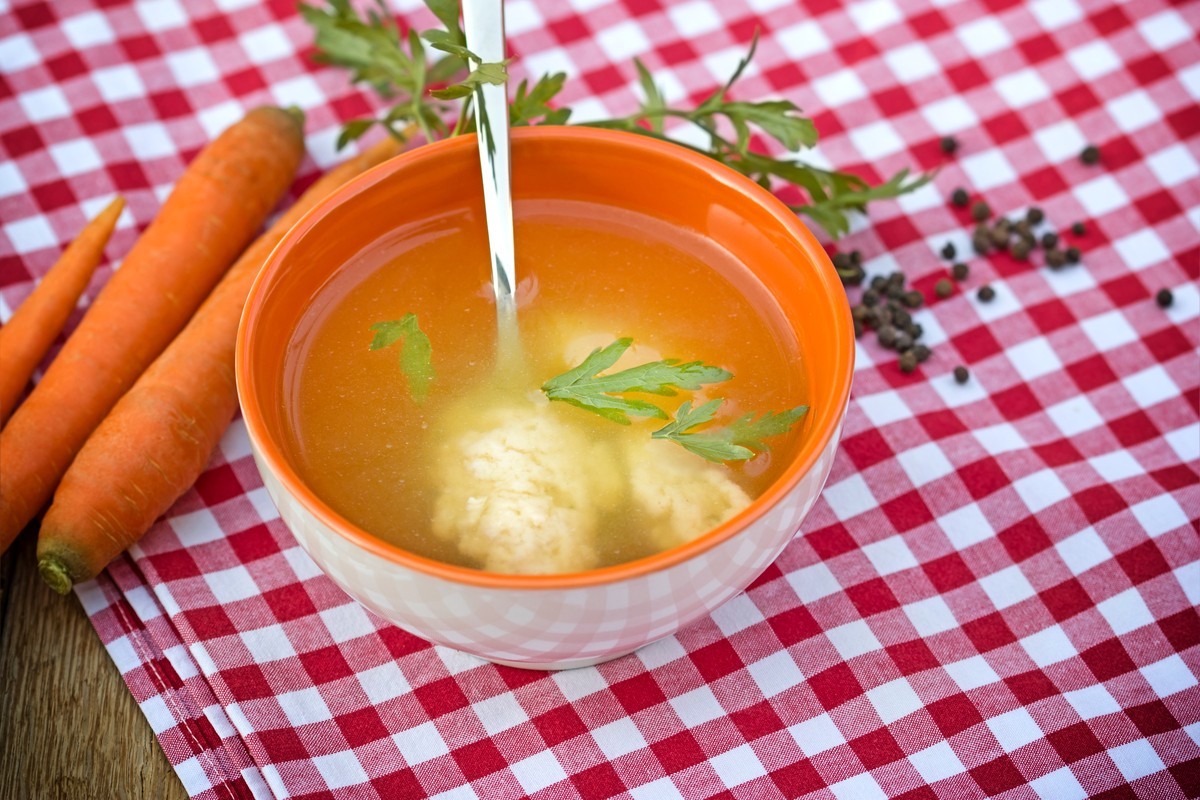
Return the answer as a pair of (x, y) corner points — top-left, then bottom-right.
(284, 201), (805, 573)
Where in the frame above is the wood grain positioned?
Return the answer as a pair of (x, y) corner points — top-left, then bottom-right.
(0, 526), (187, 800)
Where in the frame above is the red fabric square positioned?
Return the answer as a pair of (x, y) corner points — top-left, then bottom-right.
(1169, 757), (1200, 798)
(452, 738), (507, 780)
(413, 678), (470, 718)
(971, 755), (1025, 794)
(887, 639), (939, 674)
(1081, 640), (1136, 681)
(1077, 485), (1127, 525)
(963, 612), (1017, 653)
(1046, 721), (1105, 764)
(1116, 540), (1171, 585)
(261, 583), (319, 622)
(610, 673), (667, 715)
(573, 762), (625, 800)
(1125, 700), (1179, 738)
(227, 525), (283, 564)
(808, 524), (860, 558)
(807, 663), (863, 709)
(924, 552), (976, 593)
(998, 517), (1053, 562)
(769, 606), (820, 647)
(377, 627), (428, 661)
(222, 664), (275, 700)
(182, 606), (237, 640)
(1158, 609), (1200, 652)
(532, 705), (587, 748)
(257, 727), (309, 762)
(849, 727), (905, 769)
(959, 459), (1009, 500)
(927, 694), (983, 738)
(693, 639), (747, 683)
(371, 769), (423, 799)
(771, 759), (824, 795)
(1006, 670), (1058, 705)
(882, 491), (934, 532)
(335, 707), (390, 748)
(194, 464), (244, 506)
(1067, 354), (1119, 393)
(846, 578), (902, 616)
(1041, 579), (1094, 622)
(651, 731), (707, 773)
(841, 429), (895, 470)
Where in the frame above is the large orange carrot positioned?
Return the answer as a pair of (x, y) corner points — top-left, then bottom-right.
(37, 136), (408, 591)
(0, 197), (125, 427)
(0, 107), (305, 556)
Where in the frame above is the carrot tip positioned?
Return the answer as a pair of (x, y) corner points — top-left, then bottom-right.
(38, 556), (74, 595)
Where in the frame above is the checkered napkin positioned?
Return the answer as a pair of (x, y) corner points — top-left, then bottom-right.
(3, 0), (1198, 798)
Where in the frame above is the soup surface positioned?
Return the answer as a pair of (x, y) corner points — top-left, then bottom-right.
(284, 200), (806, 573)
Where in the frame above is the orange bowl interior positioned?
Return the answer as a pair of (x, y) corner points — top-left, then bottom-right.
(237, 126), (854, 590)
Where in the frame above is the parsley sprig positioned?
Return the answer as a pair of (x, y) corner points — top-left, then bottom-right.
(652, 400), (808, 463)
(369, 314), (435, 402)
(301, 0), (928, 239)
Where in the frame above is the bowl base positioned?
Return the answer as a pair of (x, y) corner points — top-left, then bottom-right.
(485, 647), (639, 671)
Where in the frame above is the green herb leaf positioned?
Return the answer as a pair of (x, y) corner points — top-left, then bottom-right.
(369, 314), (434, 402)
(541, 338), (731, 424)
(652, 400), (755, 462)
(719, 405), (809, 452)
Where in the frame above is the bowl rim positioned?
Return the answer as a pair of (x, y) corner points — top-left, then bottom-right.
(237, 126), (854, 591)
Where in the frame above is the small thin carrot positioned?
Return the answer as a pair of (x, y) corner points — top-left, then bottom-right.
(0, 107), (305, 557)
(0, 196), (124, 427)
(37, 135), (409, 591)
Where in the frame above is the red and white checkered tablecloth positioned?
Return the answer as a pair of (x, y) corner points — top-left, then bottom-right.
(3, 0), (1199, 797)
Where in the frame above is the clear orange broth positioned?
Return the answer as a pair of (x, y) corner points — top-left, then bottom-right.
(283, 200), (806, 570)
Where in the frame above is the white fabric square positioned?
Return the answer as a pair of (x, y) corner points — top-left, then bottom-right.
(922, 96), (979, 133)
(277, 687), (333, 727)
(552, 664), (608, 701)
(123, 122), (175, 160)
(1031, 766), (1088, 800)
(1020, 626), (1076, 667)
(1030, 0), (1081, 29)
(1097, 588), (1155, 636)
(944, 655), (1001, 691)
(473, 692), (528, 736)
(49, 139), (103, 177)
(970, 279), (1023, 322)
(510, 751), (567, 795)
(789, 713), (845, 756)
(93, 64), (146, 102)
(218, 421), (253, 462)
(246, 487), (281, 522)
(18, 85), (70, 122)
(938, 504), (994, 550)
(136, 0), (187, 31)
(173, 757), (213, 796)
(1140, 654), (1199, 697)
(1048, 396), (1104, 437)
(1138, 9), (1191, 51)
(867, 678), (922, 724)
(826, 619), (882, 660)
(240, 25), (293, 64)
(1123, 364), (1178, 409)
(1074, 175), (1128, 217)
(204, 565), (259, 604)
(319, 603), (377, 644)
(775, 20), (831, 58)
(598, 20), (651, 61)
(904, 596), (958, 637)
(979, 565), (1037, 610)
(1112, 229), (1170, 271)
(1107, 90), (1162, 133)
(815, 69), (868, 106)
(822, 473), (876, 520)
(710, 743), (767, 787)
(1006, 338), (1062, 381)
(168, 507), (225, 546)
(1081, 309), (1139, 351)
(60, 12), (115, 48)
(897, 442), (954, 487)
(1166, 423), (1200, 464)
(1063, 684), (1120, 720)
(667, 1), (722, 37)
(748, 651), (804, 698)
(271, 74), (323, 109)
(1044, 260), (1097, 297)
(987, 707), (1043, 752)
(282, 546), (322, 580)
(311, 750), (368, 790)
(107, 636), (141, 674)
(957, 17), (1012, 56)
(636, 635), (687, 670)
(704, 46), (758, 84)
(786, 562), (842, 603)
(241, 624), (297, 663)
(4, 216), (57, 255)
(848, 0), (901, 34)
(1146, 143), (1200, 188)
(896, 180), (943, 213)
(830, 772), (886, 800)
(710, 593), (765, 637)
(931, 368), (989, 408)
(629, 778), (685, 800)
(505, 0), (544, 36)
(1108, 739), (1167, 782)
(198, 100), (245, 139)
(1165, 277), (1200, 325)
(1090, 450), (1144, 482)
(670, 685), (725, 727)
(1055, 527), (1111, 575)
(850, 120), (905, 159)
(1034, 119), (1089, 163)
(1013, 469), (1070, 513)
(1174, 562), (1200, 606)
(973, 421), (1027, 455)
(392, 721), (450, 765)
(857, 388), (912, 427)
(0, 162), (26, 199)
(357, 661), (410, 705)
(995, 69), (1051, 108)
(961, 150), (1018, 191)
(884, 42), (939, 83)
(591, 717), (648, 760)
(909, 740), (966, 783)
(1066, 40), (1121, 80)
(862, 535), (919, 576)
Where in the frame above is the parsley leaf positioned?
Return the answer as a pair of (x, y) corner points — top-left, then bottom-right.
(541, 338), (731, 425)
(652, 400), (809, 463)
(369, 314), (434, 402)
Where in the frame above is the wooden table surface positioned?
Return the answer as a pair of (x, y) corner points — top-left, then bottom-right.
(0, 527), (187, 800)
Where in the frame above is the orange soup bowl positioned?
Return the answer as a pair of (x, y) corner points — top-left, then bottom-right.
(236, 127), (854, 670)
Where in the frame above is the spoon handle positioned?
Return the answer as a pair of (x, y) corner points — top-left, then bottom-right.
(462, 0), (518, 335)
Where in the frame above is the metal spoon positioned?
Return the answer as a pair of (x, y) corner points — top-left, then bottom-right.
(462, 0), (520, 365)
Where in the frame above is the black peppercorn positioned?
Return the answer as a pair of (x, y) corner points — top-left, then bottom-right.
(990, 227), (1010, 250)
(888, 271), (906, 289)
(913, 344), (932, 363)
(907, 323), (923, 339)
(899, 350), (918, 373)
(1065, 246), (1081, 264)
(1026, 207), (1045, 225)
(951, 187), (969, 207)
(952, 262), (969, 281)
(971, 201), (991, 222)
(850, 249), (863, 267)
(1156, 288), (1174, 308)
(1012, 240), (1031, 261)
(978, 285), (996, 302)
(940, 136), (959, 154)
(862, 289), (880, 307)
(852, 303), (871, 322)
(870, 274), (887, 291)
(935, 278), (953, 298)
(954, 365), (970, 384)
(878, 325), (898, 348)
(1013, 219), (1031, 237)
(1081, 144), (1101, 165)
(892, 307), (912, 328)
(902, 290), (925, 308)
(1071, 221), (1086, 236)
(853, 318), (863, 338)
(893, 332), (914, 352)
(941, 242), (956, 260)
(832, 252), (852, 270)
(1041, 231), (1059, 249)
(1046, 248), (1067, 269)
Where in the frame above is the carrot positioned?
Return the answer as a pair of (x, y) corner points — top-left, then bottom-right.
(0, 196), (125, 427)
(37, 135), (409, 591)
(0, 106), (305, 557)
